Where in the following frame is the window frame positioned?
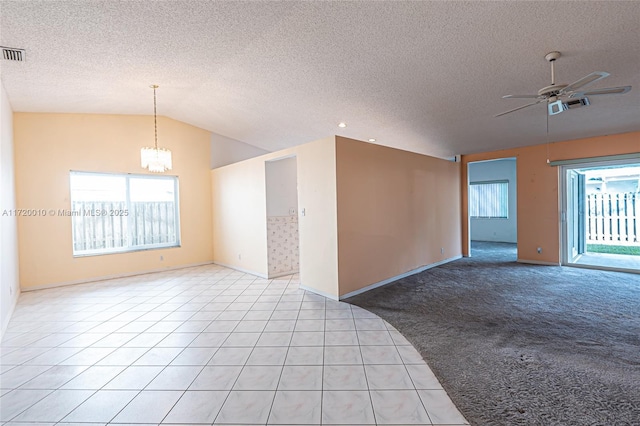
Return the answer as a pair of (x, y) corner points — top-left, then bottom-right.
(69, 171), (181, 257)
(469, 179), (509, 219)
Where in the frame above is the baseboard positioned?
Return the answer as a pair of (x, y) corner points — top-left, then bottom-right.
(213, 262), (267, 279)
(1, 289), (20, 339)
(268, 270), (299, 279)
(299, 285), (339, 301)
(517, 259), (561, 266)
(22, 261), (215, 292)
(339, 255), (463, 300)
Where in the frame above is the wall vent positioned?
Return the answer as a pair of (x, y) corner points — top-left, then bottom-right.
(1, 47), (26, 62)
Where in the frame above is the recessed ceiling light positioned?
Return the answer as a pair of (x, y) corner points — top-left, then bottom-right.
(368, 138), (376, 142)
(337, 122), (347, 128)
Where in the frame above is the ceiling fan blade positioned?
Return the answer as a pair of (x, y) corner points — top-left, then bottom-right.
(502, 94), (541, 99)
(568, 85), (632, 98)
(560, 71), (610, 94)
(494, 100), (544, 117)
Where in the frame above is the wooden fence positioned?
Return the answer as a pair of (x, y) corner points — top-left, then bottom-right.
(586, 192), (638, 245)
(71, 201), (177, 253)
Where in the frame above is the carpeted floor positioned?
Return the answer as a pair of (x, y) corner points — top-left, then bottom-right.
(346, 242), (640, 426)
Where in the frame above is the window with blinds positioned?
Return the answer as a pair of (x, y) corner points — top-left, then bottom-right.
(469, 180), (509, 219)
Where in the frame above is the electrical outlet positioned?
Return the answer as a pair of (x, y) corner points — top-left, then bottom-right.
(238, 254), (242, 260)
(537, 247), (542, 254)
(160, 255), (164, 261)
(440, 247), (444, 254)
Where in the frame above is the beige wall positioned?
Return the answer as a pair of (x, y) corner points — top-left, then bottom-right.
(461, 131), (640, 264)
(14, 113), (213, 290)
(335, 137), (462, 297)
(211, 137), (339, 297)
(1, 81), (20, 335)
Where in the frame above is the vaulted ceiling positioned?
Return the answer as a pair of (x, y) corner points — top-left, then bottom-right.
(1, 1), (639, 158)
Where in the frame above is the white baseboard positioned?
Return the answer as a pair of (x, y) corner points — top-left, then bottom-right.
(339, 255), (463, 300)
(299, 285), (339, 301)
(213, 262), (267, 279)
(517, 259), (561, 266)
(1, 289), (20, 339)
(268, 270), (299, 279)
(22, 261), (215, 292)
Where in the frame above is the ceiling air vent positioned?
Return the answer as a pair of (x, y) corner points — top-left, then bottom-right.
(1, 47), (26, 62)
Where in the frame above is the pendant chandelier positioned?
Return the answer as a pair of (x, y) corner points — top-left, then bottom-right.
(141, 84), (172, 173)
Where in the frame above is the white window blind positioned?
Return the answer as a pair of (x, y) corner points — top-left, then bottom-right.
(469, 181), (508, 219)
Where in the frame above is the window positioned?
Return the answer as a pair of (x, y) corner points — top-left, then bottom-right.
(70, 171), (180, 256)
(469, 180), (509, 219)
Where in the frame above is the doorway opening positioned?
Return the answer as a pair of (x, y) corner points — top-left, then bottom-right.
(265, 156), (300, 278)
(467, 158), (517, 260)
(562, 161), (640, 272)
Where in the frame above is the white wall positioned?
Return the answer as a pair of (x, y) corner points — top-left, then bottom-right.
(266, 156), (299, 277)
(211, 132), (270, 169)
(468, 158), (517, 243)
(0, 81), (20, 337)
(265, 156), (298, 217)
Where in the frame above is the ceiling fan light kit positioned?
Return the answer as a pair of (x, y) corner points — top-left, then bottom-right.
(496, 51), (632, 117)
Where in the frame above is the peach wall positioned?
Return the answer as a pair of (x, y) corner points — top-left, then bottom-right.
(211, 136), (339, 297)
(14, 113), (213, 290)
(336, 136), (462, 297)
(461, 131), (640, 264)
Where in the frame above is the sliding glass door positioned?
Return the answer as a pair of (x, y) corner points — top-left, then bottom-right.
(563, 161), (640, 272)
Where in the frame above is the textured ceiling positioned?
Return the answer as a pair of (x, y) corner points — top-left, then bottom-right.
(1, 1), (639, 158)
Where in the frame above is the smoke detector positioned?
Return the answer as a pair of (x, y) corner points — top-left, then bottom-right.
(1, 46), (26, 62)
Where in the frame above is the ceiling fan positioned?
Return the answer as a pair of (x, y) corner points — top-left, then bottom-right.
(496, 51), (632, 117)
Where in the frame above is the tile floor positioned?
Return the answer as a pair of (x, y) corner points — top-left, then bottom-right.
(0, 264), (468, 425)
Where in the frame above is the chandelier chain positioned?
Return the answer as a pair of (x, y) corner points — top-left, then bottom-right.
(153, 85), (158, 150)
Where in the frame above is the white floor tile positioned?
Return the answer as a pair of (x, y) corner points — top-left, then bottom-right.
(163, 390), (228, 423)
(61, 389), (138, 422)
(170, 347), (217, 365)
(233, 365), (282, 390)
(278, 365), (323, 390)
(1, 267), (459, 426)
(110, 390), (183, 423)
(324, 346), (363, 365)
(370, 389), (431, 424)
(360, 345), (404, 365)
(19, 365), (88, 389)
(406, 364), (444, 389)
(12, 389), (94, 422)
(418, 389), (469, 425)
(189, 365), (243, 390)
(321, 390), (376, 425)
(215, 390), (275, 424)
(285, 346), (324, 365)
(145, 366), (202, 390)
(61, 366), (125, 390)
(133, 347), (182, 365)
(207, 347), (253, 365)
(246, 346), (288, 365)
(325, 331), (359, 346)
(103, 366), (163, 390)
(268, 390), (321, 424)
(0, 365), (51, 389)
(0, 389), (52, 421)
(323, 365), (368, 390)
(365, 364), (415, 390)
